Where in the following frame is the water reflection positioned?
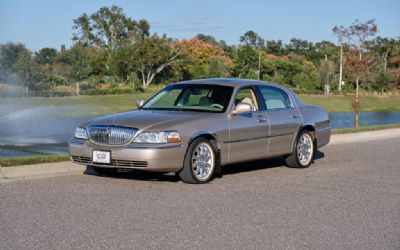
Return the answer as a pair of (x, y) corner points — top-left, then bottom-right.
(329, 111), (400, 129)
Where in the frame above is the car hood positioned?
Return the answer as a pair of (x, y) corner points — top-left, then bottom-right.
(81, 109), (207, 131)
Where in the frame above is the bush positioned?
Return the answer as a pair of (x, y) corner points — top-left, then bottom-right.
(40, 75), (67, 85)
(0, 91), (74, 97)
(87, 75), (120, 84)
(292, 89), (324, 95)
(81, 88), (136, 95)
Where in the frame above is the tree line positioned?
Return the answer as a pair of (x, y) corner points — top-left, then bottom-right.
(0, 5), (399, 95)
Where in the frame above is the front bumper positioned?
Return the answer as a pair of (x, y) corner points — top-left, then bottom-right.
(68, 138), (186, 172)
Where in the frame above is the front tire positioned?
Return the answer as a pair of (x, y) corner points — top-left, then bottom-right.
(286, 130), (315, 168)
(179, 138), (216, 184)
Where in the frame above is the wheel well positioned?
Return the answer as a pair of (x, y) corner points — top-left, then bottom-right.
(189, 134), (218, 148)
(188, 134), (221, 173)
(299, 125), (317, 151)
(301, 125), (315, 133)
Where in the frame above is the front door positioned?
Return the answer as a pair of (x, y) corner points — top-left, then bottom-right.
(227, 87), (269, 163)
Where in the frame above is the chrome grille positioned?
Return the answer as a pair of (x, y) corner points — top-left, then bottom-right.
(71, 155), (91, 164)
(70, 155), (148, 168)
(87, 125), (137, 145)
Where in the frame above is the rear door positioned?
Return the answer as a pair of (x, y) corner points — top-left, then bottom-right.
(256, 86), (302, 157)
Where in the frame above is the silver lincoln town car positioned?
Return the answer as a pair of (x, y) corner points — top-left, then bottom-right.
(69, 78), (330, 184)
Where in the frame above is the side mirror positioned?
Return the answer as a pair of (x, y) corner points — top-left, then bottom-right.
(232, 102), (252, 115)
(136, 99), (146, 109)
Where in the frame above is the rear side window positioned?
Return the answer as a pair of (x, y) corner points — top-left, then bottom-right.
(258, 86), (292, 110)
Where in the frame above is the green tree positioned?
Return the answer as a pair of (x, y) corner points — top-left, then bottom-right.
(0, 43), (26, 83)
(195, 34), (218, 45)
(34, 48), (58, 65)
(265, 40), (286, 55)
(374, 71), (392, 95)
(208, 55), (233, 78)
(65, 43), (94, 82)
(234, 45), (259, 78)
(314, 41), (338, 63)
(286, 38), (315, 59)
(72, 5), (149, 71)
(0, 42), (39, 88)
(240, 30), (265, 49)
(118, 34), (179, 88)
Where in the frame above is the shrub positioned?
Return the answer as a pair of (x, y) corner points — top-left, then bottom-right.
(81, 88), (136, 95)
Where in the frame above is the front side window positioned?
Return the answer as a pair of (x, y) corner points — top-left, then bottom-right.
(234, 87), (259, 111)
(258, 86), (292, 110)
(142, 84), (234, 113)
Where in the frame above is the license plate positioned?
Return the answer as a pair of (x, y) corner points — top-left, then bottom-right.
(92, 150), (111, 164)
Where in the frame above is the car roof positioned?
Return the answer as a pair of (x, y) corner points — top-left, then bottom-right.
(173, 78), (283, 88)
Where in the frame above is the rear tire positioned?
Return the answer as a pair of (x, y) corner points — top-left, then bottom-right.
(92, 166), (117, 176)
(179, 138), (217, 184)
(286, 130), (315, 168)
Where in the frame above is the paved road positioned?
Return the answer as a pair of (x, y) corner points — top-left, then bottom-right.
(1, 138), (399, 250)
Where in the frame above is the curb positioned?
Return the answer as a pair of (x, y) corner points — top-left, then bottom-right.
(1, 128), (400, 182)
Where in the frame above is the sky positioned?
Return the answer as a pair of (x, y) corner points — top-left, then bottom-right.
(0, 0), (399, 51)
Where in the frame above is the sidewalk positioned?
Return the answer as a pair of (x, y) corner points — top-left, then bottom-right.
(0, 161), (86, 183)
(1, 128), (400, 182)
(330, 128), (400, 145)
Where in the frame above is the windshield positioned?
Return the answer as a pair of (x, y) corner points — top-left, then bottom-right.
(142, 84), (234, 113)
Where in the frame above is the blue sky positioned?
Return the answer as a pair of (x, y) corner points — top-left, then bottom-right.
(0, 0), (399, 51)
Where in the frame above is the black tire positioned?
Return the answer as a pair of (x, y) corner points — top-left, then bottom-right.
(286, 130), (315, 168)
(92, 166), (117, 176)
(179, 137), (217, 184)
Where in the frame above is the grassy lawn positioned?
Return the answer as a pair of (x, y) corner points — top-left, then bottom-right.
(300, 95), (400, 112)
(332, 123), (400, 134)
(0, 154), (70, 167)
(0, 87), (162, 117)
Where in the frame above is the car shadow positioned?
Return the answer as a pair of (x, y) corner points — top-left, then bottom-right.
(222, 150), (325, 176)
(84, 166), (180, 182)
(315, 150), (325, 160)
(221, 157), (285, 176)
(84, 150), (325, 182)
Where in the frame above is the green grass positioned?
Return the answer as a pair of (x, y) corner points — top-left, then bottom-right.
(301, 95), (400, 112)
(332, 123), (400, 134)
(0, 154), (70, 167)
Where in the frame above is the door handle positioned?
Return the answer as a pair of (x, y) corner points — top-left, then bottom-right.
(291, 115), (300, 119)
(257, 119), (267, 123)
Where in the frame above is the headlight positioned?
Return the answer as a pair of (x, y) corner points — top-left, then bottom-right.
(133, 131), (181, 144)
(74, 127), (88, 139)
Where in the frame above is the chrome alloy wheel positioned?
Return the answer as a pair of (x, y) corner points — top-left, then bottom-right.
(297, 133), (313, 166)
(191, 142), (215, 181)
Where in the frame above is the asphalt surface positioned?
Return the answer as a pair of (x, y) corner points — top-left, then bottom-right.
(1, 138), (399, 250)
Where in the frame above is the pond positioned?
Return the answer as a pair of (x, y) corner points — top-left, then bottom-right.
(329, 110), (400, 129)
(0, 110), (399, 158)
